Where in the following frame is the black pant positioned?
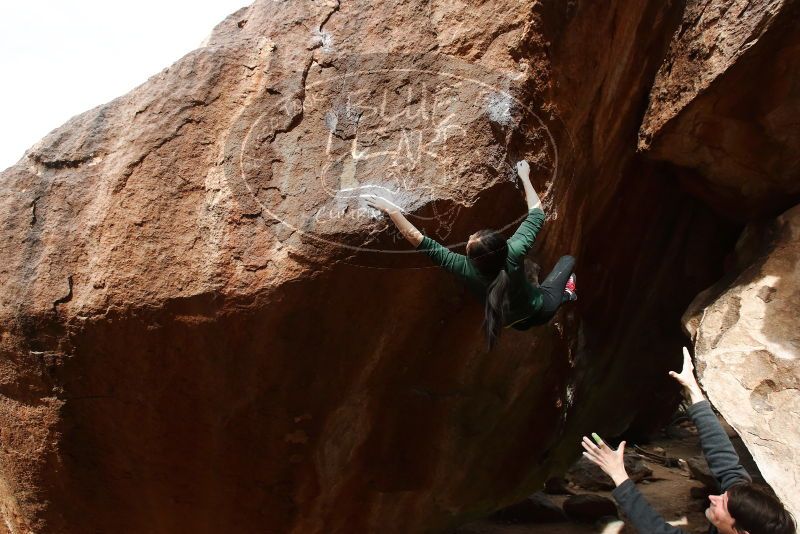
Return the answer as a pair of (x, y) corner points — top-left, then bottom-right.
(511, 255), (575, 330)
(539, 255), (576, 316)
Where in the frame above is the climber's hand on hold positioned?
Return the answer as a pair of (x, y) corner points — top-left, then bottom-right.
(516, 160), (530, 179)
(362, 194), (401, 215)
(581, 434), (629, 487)
(361, 194), (423, 247)
(515, 160), (541, 210)
(669, 346), (705, 405)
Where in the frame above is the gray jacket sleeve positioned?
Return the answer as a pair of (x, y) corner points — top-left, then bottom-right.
(688, 400), (751, 491)
(611, 399), (750, 534)
(611, 479), (689, 534)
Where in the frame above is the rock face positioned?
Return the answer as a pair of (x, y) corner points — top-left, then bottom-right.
(566, 453), (652, 491)
(0, 0), (795, 532)
(687, 456), (720, 493)
(490, 492), (566, 524)
(639, 0), (800, 218)
(562, 494), (618, 522)
(684, 203), (800, 519)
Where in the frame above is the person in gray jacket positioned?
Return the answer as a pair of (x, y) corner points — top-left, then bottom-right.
(581, 347), (796, 534)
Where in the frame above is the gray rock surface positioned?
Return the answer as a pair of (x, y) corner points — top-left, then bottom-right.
(490, 492), (567, 524)
(684, 203), (800, 519)
(566, 453), (653, 491)
(563, 494), (618, 522)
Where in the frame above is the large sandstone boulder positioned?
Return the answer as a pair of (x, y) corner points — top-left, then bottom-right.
(639, 0), (800, 218)
(684, 203), (800, 519)
(0, 0), (794, 532)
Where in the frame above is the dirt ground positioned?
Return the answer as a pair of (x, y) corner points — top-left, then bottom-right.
(451, 422), (762, 534)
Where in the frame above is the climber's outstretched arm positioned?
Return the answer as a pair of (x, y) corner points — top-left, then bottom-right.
(670, 347), (750, 491)
(516, 160), (542, 210)
(506, 161), (546, 264)
(582, 435), (686, 534)
(363, 195), (423, 247)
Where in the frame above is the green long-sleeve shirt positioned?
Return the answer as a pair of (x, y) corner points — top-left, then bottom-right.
(416, 208), (546, 327)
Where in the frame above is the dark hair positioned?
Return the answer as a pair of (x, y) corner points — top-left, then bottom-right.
(728, 483), (796, 534)
(467, 230), (509, 350)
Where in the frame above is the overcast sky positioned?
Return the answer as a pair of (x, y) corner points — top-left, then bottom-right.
(0, 0), (249, 171)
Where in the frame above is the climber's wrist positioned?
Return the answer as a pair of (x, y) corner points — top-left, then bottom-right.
(688, 389), (705, 405)
(611, 473), (630, 487)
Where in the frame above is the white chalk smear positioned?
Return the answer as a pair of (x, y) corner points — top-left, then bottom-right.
(486, 91), (514, 126)
(324, 110), (338, 132)
(313, 29), (334, 52)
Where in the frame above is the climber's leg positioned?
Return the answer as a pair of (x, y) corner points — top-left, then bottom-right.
(538, 255), (576, 317)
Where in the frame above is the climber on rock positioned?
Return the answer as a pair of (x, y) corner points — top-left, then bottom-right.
(363, 160), (576, 349)
(581, 347), (797, 534)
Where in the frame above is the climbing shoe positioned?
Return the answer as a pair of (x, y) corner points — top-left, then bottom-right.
(564, 273), (577, 301)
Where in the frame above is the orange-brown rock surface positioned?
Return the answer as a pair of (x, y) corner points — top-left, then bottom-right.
(639, 0), (800, 218)
(0, 0), (795, 532)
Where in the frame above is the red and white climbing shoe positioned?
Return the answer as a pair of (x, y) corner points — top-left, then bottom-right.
(564, 273), (577, 301)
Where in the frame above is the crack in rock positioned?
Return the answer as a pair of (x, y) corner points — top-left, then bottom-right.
(53, 275), (74, 310)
